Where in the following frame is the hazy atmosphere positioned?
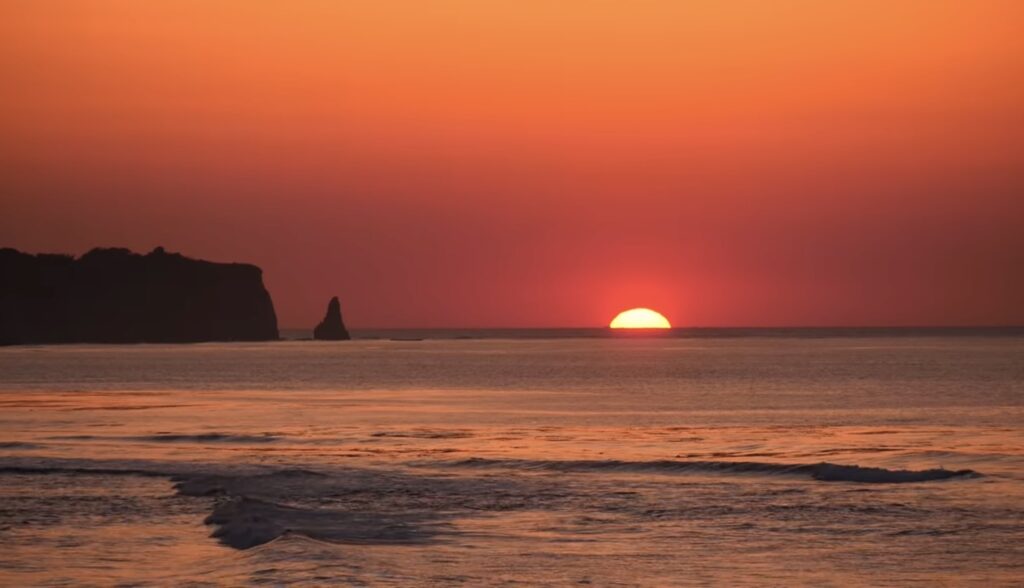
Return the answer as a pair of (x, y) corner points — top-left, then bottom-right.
(3, 1), (1023, 328)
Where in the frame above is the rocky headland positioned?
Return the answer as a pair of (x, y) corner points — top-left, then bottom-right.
(0, 247), (279, 344)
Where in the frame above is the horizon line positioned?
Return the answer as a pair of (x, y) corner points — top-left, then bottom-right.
(281, 324), (1024, 331)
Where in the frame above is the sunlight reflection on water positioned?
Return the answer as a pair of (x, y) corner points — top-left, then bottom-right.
(1, 336), (1022, 585)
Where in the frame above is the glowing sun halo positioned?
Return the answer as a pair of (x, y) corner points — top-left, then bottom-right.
(609, 308), (672, 329)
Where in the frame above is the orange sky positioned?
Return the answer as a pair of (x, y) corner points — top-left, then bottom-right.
(2, 1), (1023, 327)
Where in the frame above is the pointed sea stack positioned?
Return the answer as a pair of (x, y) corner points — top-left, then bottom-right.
(313, 296), (350, 340)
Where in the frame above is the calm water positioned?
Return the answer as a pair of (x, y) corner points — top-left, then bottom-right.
(1, 333), (1022, 586)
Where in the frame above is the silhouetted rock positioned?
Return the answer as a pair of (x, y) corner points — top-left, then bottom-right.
(313, 296), (350, 340)
(0, 247), (279, 345)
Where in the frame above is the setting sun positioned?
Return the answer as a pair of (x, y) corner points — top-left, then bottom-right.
(609, 308), (672, 329)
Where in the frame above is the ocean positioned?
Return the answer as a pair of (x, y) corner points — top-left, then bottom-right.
(1, 330), (1022, 586)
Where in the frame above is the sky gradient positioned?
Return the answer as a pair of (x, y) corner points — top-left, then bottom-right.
(2, 1), (1023, 328)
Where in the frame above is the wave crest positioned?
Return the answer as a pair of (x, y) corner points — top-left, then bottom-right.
(134, 433), (281, 444)
(435, 458), (978, 483)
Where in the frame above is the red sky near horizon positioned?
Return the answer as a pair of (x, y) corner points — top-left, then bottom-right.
(2, 1), (1023, 328)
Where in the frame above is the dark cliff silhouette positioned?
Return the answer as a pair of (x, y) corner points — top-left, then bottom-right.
(0, 247), (279, 345)
(313, 296), (350, 340)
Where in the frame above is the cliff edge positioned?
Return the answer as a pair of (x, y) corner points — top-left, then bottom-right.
(0, 247), (279, 344)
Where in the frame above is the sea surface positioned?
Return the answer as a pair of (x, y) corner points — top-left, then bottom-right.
(1, 330), (1022, 586)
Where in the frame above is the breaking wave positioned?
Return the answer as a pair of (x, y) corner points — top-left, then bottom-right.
(191, 495), (438, 550)
(434, 458), (979, 483)
(132, 433), (281, 443)
(45, 433), (282, 444)
(0, 441), (42, 450)
(0, 464), (171, 478)
(0, 461), (443, 550)
(0, 453), (982, 556)
(174, 469), (444, 549)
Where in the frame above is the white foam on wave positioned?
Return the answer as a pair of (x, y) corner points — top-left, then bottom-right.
(175, 471), (443, 549)
(0, 459), (449, 550)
